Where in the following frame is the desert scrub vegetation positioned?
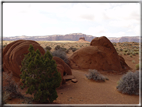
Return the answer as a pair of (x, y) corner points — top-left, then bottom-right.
(85, 69), (108, 82)
(68, 47), (78, 52)
(112, 43), (116, 46)
(135, 64), (139, 70)
(132, 60), (135, 64)
(55, 45), (61, 50)
(51, 48), (69, 65)
(3, 72), (24, 104)
(117, 71), (139, 95)
(45, 46), (52, 51)
(20, 45), (62, 103)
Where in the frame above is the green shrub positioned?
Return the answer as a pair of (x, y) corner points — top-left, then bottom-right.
(120, 48), (123, 51)
(117, 71), (139, 95)
(85, 69), (108, 82)
(51, 49), (69, 65)
(130, 54), (132, 57)
(45, 46), (51, 51)
(124, 49), (128, 52)
(136, 64), (139, 70)
(3, 44), (7, 48)
(124, 52), (126, 55)
(55, 45), (61, 50)
(132, 52), (136, 56)
(68, 47), (78, 52)
(20, 45), (62, 103)
(60, 47), (67, 51)
(132, 60), (135, 64)
(126, 52), (130, 55)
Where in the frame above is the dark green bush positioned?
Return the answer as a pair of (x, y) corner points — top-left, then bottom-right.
(51, 49), (69, 65)
(68, 47), (78, 52)
(45, 46), (51, 51)
(130, 54), (132, 57)
(117, 71), (139, 95)
(136, 64), (139, 70)
(85, 69), (108, 82)
(20, 45), (62, 103)
(55, 45), (61, 50)
(124, 52), (126, 55)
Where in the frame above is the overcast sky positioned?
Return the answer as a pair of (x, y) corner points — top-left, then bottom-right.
(3, 3), (140, 37)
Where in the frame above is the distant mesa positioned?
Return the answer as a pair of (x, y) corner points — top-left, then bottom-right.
(3, 33), (140, 42)
(76, 37), (90, 43)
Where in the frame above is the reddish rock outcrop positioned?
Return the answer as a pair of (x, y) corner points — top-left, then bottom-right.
(76, 37), (90, 43)
(69, 36), (130, 72)
(53, 56), (73, 83)
(53, 56), (72, 78)
(3, 40), (45, 77)
(3, 40), (73, 84)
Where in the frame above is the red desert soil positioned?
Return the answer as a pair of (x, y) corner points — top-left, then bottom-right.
(3, 66), (140, 104)
(4, 69), (139, 104)
(55, 69), (139, 104)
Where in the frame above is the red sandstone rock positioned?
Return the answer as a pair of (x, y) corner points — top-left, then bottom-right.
(71, 78), (78, 83)
(63, 75), (75, 80)
(3, 40), (73, 85)
(53, 56), (72, 83)
(53, 56), (72, 75)
(76, 37), (90, 43)
(69, 36), (130, 72)
(3, 40), (45, 77)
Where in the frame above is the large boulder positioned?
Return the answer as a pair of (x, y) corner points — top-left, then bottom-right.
(53, 56), (72, 77)
(53, 57), (73, 84)
(3, 40), (45, 77)
(3, 40), (73, 84)
(69, 36), (130, 72)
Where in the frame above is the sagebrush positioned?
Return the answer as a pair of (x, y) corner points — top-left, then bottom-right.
(117, 71), (139, 95)
(51, 48), (69, 65)
(3, 72), (23, 104)
(45, 46), (51, 51)
(85, 69), (108, 82)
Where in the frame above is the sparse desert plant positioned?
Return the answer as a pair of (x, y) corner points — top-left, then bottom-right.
(85, 69), (108, 82)
(117, 71), (139, 95)
(60, 47), (67, 51)
(112, 43), (116, 46)
(126, 52), (130, 55)
(3, 44), (7, 48)
(132, 60), (135, 64)
(55, 45), (61, 50)
(69, 47), (78, 52)
(124, 49), (128, 52)
(45, 46), (52, 51)
(130, 54), (132, 57)
(3, 72), (23, 104)
(20, 45), (62, 103)
(120, 48), (123, 51)
(65, 49), (70, 53)
(52, 48), (69, 65)
(124, 52), (126, 55)
(136, 64), (139, 70)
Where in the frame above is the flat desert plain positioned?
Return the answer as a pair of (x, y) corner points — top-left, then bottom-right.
(2, 40), (140, 105)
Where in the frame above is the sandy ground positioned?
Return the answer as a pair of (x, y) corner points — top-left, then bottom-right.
(55, 69), (139, 104)
(4, 69), (139, 104)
